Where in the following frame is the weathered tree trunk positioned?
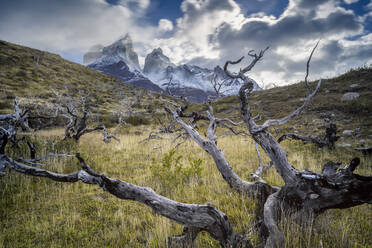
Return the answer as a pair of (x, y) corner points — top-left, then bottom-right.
(222, 45), (372, 248)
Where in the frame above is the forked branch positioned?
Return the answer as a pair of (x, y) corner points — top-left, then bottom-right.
(165, 105), (276, 200)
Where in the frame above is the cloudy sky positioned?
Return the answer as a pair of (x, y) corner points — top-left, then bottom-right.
(1, 0), (371, 86)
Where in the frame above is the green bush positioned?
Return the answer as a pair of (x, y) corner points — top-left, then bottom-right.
(150, 149), (203, 194)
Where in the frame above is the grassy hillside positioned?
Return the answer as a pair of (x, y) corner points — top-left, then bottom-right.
(199, 66), (372, 147)
(0, 40), (177, 126)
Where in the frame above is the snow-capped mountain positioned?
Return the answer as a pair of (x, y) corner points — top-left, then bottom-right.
(85, 34), (163, 93)
(84, 34), (261, 102)
(143, 48), (262, 102)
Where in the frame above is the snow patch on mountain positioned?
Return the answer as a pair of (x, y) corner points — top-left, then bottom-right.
(143, 48), (262, 96)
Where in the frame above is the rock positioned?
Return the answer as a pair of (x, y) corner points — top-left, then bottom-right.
(349, 83), (359, 88)
(324, 118), (330, 122)
(341, 92), (359, 101)
(337, 143), (352, 148)
(342, 130), (353, 136)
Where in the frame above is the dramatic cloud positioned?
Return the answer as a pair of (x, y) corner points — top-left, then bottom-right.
(0, 0), (156, 60)
(148, 0), (246, 64)
(158, 19), (174, 33)
(0, 0), (371, 86)
(152, 0), (371, 85)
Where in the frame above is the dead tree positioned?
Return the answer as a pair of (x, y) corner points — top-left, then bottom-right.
(168, 44), (371, 247)
(278, 123), (339, 149)
(209, 73), (229, 98)
(0, 101), (253, 248)
(162, 75), (180, 97)
(223, 45), (370, 247)
(54, 92), (121, 142)
(162, 98), (246, 149)
(140, 113), (180, 144)
(0, 98), (31, 149)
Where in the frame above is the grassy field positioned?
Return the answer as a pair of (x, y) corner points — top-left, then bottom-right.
(1, 126), (371, 248)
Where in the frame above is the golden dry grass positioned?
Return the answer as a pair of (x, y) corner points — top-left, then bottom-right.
(1, 126), (371, 248)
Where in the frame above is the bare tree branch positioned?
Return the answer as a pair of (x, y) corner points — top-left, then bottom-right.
(257, 79), (321, 132)
(305, 40), (320, 95)
(250, 143), (273, 183)
(0, 152), (253, 247)
(166, 106), (276, 200)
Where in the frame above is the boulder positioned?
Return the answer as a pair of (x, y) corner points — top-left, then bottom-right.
(342, 130), (353, 136)
(341, 92), (359, 101)
(337, 143), (351, 148)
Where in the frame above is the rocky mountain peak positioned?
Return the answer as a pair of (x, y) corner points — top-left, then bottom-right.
(152, 47), (163, 55)
(143, 47), (175, 74)
(84, 33), (140, 70)
(100, 33), (140, 70)
(113, 33), (133, 51)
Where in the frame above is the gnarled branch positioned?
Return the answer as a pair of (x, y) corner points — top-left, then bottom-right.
(0, 152), (252, 248)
